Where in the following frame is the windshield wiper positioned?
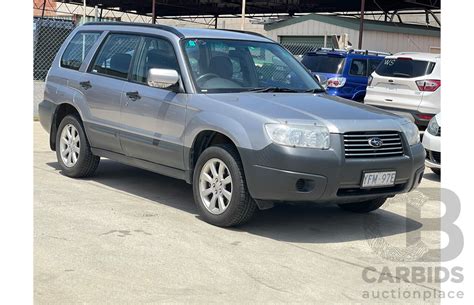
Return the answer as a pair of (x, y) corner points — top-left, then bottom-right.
(247, 87), (300, 93)
(305, 88), (326, 93)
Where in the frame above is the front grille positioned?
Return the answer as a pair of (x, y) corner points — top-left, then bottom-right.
(337, 183), (406, 196)
(426, 150), (441, 164)
(343, 131), (404, 159)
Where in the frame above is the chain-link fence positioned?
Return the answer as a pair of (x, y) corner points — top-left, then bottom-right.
(34, 17), (75, 81)
(280, 41), (337, 56)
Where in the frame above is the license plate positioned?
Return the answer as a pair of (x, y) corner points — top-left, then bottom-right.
(362, 171), (396, 188)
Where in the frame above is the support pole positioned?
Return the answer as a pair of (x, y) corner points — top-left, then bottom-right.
(94, 5), (98, 21)
(240, 0), (246, 30)
(152, 0), (156, 24)
(214, 15), (218, 29)
(358, 0), (365, 49)
(41, 0), (47, 18)
(83, 0), (87, 24)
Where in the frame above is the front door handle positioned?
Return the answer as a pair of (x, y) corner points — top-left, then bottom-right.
(126, 91), (141, 101)
(79, 81), (92, 90)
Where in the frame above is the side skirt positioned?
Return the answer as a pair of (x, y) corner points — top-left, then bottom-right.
(91, 148), (191, 182)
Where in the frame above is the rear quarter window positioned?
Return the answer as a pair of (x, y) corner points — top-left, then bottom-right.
(376, 58), (435, 78)
(61, 32), (101, 71)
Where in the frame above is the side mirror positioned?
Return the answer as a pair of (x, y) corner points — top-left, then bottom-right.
(147, 68), (179, 89)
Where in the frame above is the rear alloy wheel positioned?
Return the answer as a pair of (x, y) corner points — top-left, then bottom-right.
(193, 145), (257, 227)
(56, 115), (100, 178)
(338, 197), (387, 213)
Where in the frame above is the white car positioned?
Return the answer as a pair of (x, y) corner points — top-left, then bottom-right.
(422, 113), (441, 175)
(364, 52), (440, 131)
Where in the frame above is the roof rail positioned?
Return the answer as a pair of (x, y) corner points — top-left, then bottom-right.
(314, 47), (348, 53)
(222, 29), (270, 39)
(349, 49), (391, 56)
(82, 22), (184, 38)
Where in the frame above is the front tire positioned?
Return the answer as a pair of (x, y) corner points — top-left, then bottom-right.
(55, 114), (100, 178)
(193, 145), (257, 227)
(338, 197), (386, 213)
(431, 168), (441, 176)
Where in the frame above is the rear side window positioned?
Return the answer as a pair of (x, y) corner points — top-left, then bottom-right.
(368, 58), (383, 75)
(61, 32), (101, 70)
(349, 59), (367, 76)
(90, 34), (140, 79)
(301, 54), (345, 74)
(376, 58), (436, 78)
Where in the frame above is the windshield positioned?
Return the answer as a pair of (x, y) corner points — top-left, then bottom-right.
(301, 54), (346, 74)
(182, 38), (322, 93)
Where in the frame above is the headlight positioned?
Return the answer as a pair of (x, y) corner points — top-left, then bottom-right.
(400, 122), (420, 145)
(426, 116), (439, 136)
(265, 123), (330, 149)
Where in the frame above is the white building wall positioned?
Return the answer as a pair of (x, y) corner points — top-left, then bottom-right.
(265, 19), (440, 53)
(266, 19), (360, 46)
(363, 31), (440, 53)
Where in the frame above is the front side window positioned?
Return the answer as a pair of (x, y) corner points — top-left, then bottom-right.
(349, 59), (367, 76)
(90, 34), (140, 79)
(131, 36), (180, 85)
(61, 32), (101, 70)
(183, 38), (322, 93)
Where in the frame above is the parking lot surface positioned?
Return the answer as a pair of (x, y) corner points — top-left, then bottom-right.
(34, 122), (441, 304)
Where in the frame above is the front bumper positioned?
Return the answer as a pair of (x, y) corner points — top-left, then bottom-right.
(239, 134), (425, 204)
(422, 130), (441, 169)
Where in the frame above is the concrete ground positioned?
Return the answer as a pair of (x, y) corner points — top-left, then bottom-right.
(34, 122), (442, 304)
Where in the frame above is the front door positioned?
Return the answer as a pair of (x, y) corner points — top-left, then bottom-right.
(119, 36), (187, 170)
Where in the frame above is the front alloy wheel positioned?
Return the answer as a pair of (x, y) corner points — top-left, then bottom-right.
(193, 144), (257, 227)
(199, 158), (233, 215)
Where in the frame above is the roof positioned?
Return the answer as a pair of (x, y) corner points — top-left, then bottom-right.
(264, 14), (440, 37)
(82, 22), (271, 42)
(388, 52), (441, 60)
(65, 0), (440, 17)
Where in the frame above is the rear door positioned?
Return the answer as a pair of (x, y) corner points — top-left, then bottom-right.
(366, 57), (436, 111)
(80, 33), (140, 153)
(345, 57), (368, 97)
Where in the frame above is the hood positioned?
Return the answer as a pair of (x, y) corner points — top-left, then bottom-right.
(204, 92), (405, 133)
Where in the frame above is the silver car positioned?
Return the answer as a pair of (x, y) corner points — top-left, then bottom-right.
(39, 23), (425, 227)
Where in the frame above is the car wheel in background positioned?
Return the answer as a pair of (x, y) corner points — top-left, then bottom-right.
(337, 197), (387, 213)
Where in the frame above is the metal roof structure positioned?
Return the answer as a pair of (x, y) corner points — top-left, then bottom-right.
(264, 14), (440, 37)
(63, 0), (440, 17)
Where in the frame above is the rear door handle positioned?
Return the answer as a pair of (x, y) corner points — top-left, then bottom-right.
(79, 81), (92, 90)
(126, 91), (141, 101)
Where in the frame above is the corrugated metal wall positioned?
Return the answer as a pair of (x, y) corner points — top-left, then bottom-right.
(265, 19), (440, 54)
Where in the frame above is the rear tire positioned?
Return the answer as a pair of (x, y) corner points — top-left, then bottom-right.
(193, 144), (257, 227)
(55, 114), (100, 178)
(431, 168), (441, 176)
(338, 197), (386, 213)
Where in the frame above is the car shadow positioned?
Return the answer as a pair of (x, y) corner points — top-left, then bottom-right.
(47, 159), (423, 244)
(423, 171), (440, 182)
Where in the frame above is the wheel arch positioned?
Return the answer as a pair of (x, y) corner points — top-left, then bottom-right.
(50, 103), (82, 151)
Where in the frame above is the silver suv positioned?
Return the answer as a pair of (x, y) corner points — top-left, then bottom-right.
(39, 23), (425, 227)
